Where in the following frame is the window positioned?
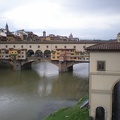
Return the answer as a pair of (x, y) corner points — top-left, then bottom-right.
(29, 45), (31, 48)
(95, 107), (105, 120)
(38, 45), (40, 48)
(55, 46), (57, 48)
(13, 45), (15, 48)
(83, 46), (86, 49)
(46, 45), (48, 48)
(6, 45), (8, 48)
(97, 61), (106, 71)
(73, 46), (76, 49)
(64, 46), (66, 48)
(21, 45), (23, 48)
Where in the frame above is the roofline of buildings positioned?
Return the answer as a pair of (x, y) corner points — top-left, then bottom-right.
(85, 41), (120, 51)
(0, 40), (110, 44)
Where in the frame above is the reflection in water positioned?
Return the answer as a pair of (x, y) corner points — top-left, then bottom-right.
(32, 62), (59, 78)
(73, 63), (89, 77)
(0, 62), (89, 120)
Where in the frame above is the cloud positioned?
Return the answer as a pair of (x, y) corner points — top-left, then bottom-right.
(1, 0), (120, 39)
(4, 1), (62, 28)
(4, 0), (120, 31)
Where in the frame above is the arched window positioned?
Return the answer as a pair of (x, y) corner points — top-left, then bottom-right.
(95, 107), (105, 120)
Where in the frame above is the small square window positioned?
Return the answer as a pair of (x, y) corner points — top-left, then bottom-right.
(21, 45), (23, 48)
(83, 46), (86, 49)
(29, 45), (31, 48)
(64, 46), (66, 48)
(38, 45), (40, 48)
(73, 46), (76, 49)
(46, 45), (48, 48)
(97, 61), (106, 71)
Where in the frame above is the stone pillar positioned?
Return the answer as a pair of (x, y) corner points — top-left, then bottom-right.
(59, 61), (73, 73)
(13, 61), (21, 70)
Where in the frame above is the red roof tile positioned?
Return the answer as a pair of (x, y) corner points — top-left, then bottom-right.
(85, 42), (120, 51)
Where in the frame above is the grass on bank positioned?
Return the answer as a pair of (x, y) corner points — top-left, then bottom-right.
(44, 95), (89, 120)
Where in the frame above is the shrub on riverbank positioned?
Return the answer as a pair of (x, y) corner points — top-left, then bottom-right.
(44, 95), (89, 120)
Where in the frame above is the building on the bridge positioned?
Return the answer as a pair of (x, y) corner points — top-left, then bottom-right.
(51, 48), (89, 61)
(9, 48), (19, 60)
(51, 48), (76, 61)
(0, 47), (27, 60)
(0, 49), (9, 59)
(17, 49), (27, 60)
(9, 48), (27, 60)
(86, 42), (120, 120)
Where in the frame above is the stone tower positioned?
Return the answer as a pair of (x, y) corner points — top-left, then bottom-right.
(43, 31), (46, 37)
(5, 23), (9, 35)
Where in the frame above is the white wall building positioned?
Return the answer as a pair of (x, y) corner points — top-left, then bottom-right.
(86, 42), (120, 120)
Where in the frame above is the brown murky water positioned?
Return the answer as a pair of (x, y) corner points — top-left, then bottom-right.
(0, 62), (89, 120)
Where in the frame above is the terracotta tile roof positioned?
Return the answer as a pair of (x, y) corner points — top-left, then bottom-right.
(85, 42), (120, 51)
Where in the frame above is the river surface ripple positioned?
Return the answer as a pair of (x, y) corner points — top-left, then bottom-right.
(0, 62), (89, 120)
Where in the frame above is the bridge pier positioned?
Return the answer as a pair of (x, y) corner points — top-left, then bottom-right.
(12, 61), (33, 70)
(59, 61), (73, 73)
(13, 61), (21, 70)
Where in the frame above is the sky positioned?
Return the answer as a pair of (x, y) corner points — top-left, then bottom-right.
(0, 0), (120, 40)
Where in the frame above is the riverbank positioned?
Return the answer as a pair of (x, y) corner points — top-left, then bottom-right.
(44, 95), (89, 120)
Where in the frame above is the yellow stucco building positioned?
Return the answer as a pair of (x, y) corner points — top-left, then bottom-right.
(51, 48), (89, 62)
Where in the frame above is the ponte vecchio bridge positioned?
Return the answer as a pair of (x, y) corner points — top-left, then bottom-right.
(0, 41), (103, 72)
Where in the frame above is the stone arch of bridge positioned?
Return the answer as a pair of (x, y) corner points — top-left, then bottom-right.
(35, 50), (43, 57)
(44, 50), (51, 58)
(27, 49), (34, 57)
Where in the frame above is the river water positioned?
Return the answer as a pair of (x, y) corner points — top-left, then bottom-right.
(0, 62), (89, 120)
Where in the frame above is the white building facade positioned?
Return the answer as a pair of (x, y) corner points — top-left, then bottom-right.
(86, 42), (120, 120)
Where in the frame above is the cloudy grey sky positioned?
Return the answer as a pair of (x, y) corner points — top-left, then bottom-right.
(0, 0), (120, 40)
